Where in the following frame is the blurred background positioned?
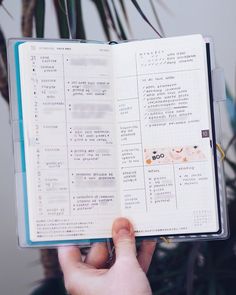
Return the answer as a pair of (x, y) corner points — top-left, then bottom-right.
(0, 1), (236, 294)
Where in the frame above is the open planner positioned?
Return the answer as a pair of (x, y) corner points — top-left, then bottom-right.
(8, 34), (228, 247)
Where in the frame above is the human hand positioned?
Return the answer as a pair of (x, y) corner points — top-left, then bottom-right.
(58, 218), (156, 295)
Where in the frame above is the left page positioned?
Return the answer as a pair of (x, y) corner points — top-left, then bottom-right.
(17, 41), (119, 243)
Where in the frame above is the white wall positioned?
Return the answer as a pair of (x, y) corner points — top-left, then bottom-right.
(0, 1), (235, 294)
(0, 2), (42, 295)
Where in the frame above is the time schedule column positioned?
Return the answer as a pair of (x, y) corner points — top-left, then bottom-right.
(28, 51), (71, 218)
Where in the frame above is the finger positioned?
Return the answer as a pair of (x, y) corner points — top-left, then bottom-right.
(58, 246), (83, 275)
(85, 242), (109, 268)
(137, 240), (156, 273)
(112, 217), (136, 260)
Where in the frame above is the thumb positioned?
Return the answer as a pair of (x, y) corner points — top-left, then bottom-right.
(112, 217), (137, 260)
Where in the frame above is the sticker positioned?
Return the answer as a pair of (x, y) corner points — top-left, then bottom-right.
(144, 146), (206, 165)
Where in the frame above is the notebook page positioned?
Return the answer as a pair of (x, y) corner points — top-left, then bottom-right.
(114, 35), (219, 236)
(18, 41), (119, 242)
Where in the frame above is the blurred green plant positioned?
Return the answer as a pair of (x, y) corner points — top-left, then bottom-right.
(0, 1), (236, 295)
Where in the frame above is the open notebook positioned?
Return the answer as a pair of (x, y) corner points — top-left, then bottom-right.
(8, 34), (228, 247)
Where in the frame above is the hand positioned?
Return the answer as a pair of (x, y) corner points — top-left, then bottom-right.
(58, 217), (156, 295)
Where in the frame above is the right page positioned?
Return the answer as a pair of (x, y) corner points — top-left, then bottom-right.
(114, 35), (220, 236)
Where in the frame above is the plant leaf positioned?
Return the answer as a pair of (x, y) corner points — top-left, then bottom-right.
(119, 0), (132, 34)
(111, 0), (127, 40)
(186, 243), (201, 295)
(131, 0), (162, 38)
(225, 157), (236, 173)
(225, 134), (236, 155)
(53, 0), (70, 38)
(0, 25), (7, 69)
(34, 0), (45, 38)
(40, 249), (62, 279)
(226, 87), (236, 132)
(209, 276), (217, 295)
(0, 26), (9, 103)
(149, 0), (165, 37)
(104, 0), (120, 39)
(91, 0), (111, 40)
(21, 0), (37, 37)
(156, 0), (174, 17)
(0, 2), (14, 19)
(66, 0), (76, 39)
(75, 0), (86, 39)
